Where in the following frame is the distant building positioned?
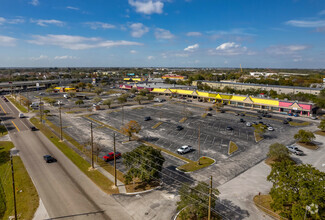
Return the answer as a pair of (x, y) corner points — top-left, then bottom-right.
(162, 74), (186, 80)
(249, 72), (276, 77)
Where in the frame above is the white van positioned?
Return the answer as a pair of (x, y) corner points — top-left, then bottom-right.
(18, 113), (24, 118)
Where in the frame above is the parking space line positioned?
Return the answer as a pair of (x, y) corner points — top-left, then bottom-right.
(11, 120), (20, 132)
(0, 104), (6, 114)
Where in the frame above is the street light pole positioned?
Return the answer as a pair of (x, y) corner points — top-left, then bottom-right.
(59, 105), (63, 141)
(198, 123), (201, 165)
(91, 122), (94, 169)
(10, 155), (18, 220)
(113, 133), (117, 187)
(208, 176), (212, 220)
(39, 97), (42, 123)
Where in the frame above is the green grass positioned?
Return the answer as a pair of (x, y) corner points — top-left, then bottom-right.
(0, 141), (39, 220)
(289, 121), (310, 126)
(177, 157), (214, 172)
(0, 125), (8, 137)
(315, 130), (325, 136)
(30, 118), (119, 194)
(6, 96), (28, 113)
(253, 194), (287, 220)
(228, 141), (238, 155)
(202, 113), (207, 118)
(254, 131), (264, 142)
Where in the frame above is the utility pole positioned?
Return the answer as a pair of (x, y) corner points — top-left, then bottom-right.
(39, 97), (42, 123)
(113, 133), (117, 187)
(26, 90), (29, 112)
(90, 122), (94, 169)
(208, 176), (212, 220)
(59, 105), (63, 141)
(10, 155), (18, 220)
(198, 123), (201, 165)
(19, 92), (21, 106)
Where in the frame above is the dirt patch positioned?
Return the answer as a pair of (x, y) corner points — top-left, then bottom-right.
(296, 142), (319, 150)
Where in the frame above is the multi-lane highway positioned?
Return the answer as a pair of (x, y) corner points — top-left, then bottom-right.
(0, 97), (132, 220)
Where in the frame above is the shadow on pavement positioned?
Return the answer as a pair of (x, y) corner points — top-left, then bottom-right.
(215, 199), (250, 220)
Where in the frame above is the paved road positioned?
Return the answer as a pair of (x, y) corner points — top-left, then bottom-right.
(0, 98), (132, 220)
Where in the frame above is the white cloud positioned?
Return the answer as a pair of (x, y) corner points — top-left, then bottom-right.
(66, 6), (79, 10)
(184, 43), (199, 52)
(319, 10), (325, 15)
(286, 19), (325, 28)
(85, 22), (115, 30)
(0, 35), (17, 46)
(128, 0), (164, 15)
(0, 17), (25, 25)
(267, 45), (308, 55)
(155, 28), (174, 39)
(27, 34), (143, 50)
(30, 55), (48, 61)
(129, 23), (149, 38)
(186, 32), (202, 37)
(54, 55), (77, 60)
(31, 19), (64, 27)
(29, 0), (39, 6)
(147, 55), (154, 60)
(130, 50), (137, 54)
(215, 42), (248, 56)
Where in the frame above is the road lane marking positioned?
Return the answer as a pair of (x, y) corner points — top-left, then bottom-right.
(11, 121), (20, 132)
(0, 104), (6, 114)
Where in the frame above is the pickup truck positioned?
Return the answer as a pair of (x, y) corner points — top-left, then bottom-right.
(177, 145), (192, 154)
(286, 146), (304, 156)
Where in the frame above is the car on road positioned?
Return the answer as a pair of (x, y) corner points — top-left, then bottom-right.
(267, 126), (274, 131)
(31, 126), (37, 131)
(176, 125), (184, 131)
(103, 152), (122, 161)
(226, 126), (233, 131)
(43, 155), (57, 163)
(177, 145), (193, 154)
(286, 146), (304, 156)
(144, 116), (151, 121)
(18, 113), (24, 118)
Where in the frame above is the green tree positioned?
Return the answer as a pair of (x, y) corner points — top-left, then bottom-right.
(46, 87), (54, 93)
(87, 83), (94, 91)
(134, 95), (144, 104)
(43, 109), (50, 116)
(93, 96), (102, 104)
(77, 82), (86, 91)
(123, 145), (165, 184)
(177, 182), (220, 220)
(294, 129), (315, 144)
(68, 92), (76, 98)
(75, 100), (84, 106)
(318, 119), (325, 131)
(0, 125), (6, 135)
(103, 99), (113, 109)
(139, 89), (149, 96)
(147, 93), (154, 100)
(267, 160), (325, 219)
(121, 120), (141, 141)
(46, 98), (56, 106)
(129, 87), (137, 94)
(94, 87), (103, 95)
(267, 143), (290, 162)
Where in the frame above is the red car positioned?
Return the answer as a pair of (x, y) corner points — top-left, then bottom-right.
(103, 152), (121, 162)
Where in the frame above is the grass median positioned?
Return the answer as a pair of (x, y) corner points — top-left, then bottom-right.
(289, 121), (310, 126)
(253, 194), (286, 220)
(30, 117), (119, 194)
(0, 141), (39, 220)
(177, 156), (214, 172)
(6, 96), (28, 113)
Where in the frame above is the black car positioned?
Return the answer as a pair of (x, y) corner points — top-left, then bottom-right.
(259, 121), (264, 124)
(265, 114), (271, 118)
(286, 118), (292, 121)
(220, 110), (225, 113)
(257, 116), (262, 119)
(283, 120), (289, 124)
(176, 125), (184, 131)
(31, 126), (37, 131)
(207, 113), (212, 116)
(198, 99), (203, 102)
(240, 118), (245, 122)
(240, 113), (245, 116)
(208, 107), (213, 111)
(43, 155), (57, 163)
(226, 126), (233, 131)
(144, 116), (151, 121)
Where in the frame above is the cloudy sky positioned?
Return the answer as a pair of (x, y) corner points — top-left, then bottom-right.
(0, 0), (325, 68)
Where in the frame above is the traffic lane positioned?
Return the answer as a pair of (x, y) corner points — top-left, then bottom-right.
(11, 131), (110, 220)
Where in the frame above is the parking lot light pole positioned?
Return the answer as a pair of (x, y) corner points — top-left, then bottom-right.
(39, 97), (42, 123)
(208, 176), (212, 220)
(198, 123), (201, 165)
(59, 105), (63, 141)
(10, 155), (18, 220)
(113, 133), (117, 187)
(91, 122), (94, 169)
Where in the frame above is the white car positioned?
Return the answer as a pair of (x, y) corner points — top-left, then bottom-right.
(246, 122), (252, 127)
(267, 126), (274, 131)
(177, 145), (192, 154)
(18, 113), (24, 118)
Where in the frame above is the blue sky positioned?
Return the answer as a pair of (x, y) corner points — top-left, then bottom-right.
(0, 0), (325, 68)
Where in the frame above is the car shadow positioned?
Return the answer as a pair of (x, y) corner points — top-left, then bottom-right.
(215, 199), (250, 220)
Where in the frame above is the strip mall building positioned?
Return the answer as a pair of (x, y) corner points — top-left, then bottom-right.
(120, 84), (315, 117)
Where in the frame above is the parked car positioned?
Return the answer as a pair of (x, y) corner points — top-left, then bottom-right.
(220, 110), (225, 113)
(286, 146), (304, 156)
(288, 113), (293, 116)
(177, 145), (193, 154)
(286, 118), (292, 121)
(240, 118), (245, 123)
(176, 125), (184, 131)
(265, 114), (272, 118)
(283, 120), (289, 124)
(267, 126), (274, 131)
(226, 126), (233, 131)
(257, 116), (262, 119)
(186, 100), (192, 102)
(246, 122), (252, 127)
(144, 116), (151, 121)
(207, 113), (212, 116)
(208, 107), (213, 111)
(294, 113), (299, 117)
(240, 113), (245, 116)
(103, 152), (122, 161)
(198, 99), (203, 102)
(31, 126), (37, 131)
(43, 155), (57, 163)
(311, 116), (318, 120)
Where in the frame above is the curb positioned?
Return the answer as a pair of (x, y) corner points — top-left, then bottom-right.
(175, 157), (216, 173)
